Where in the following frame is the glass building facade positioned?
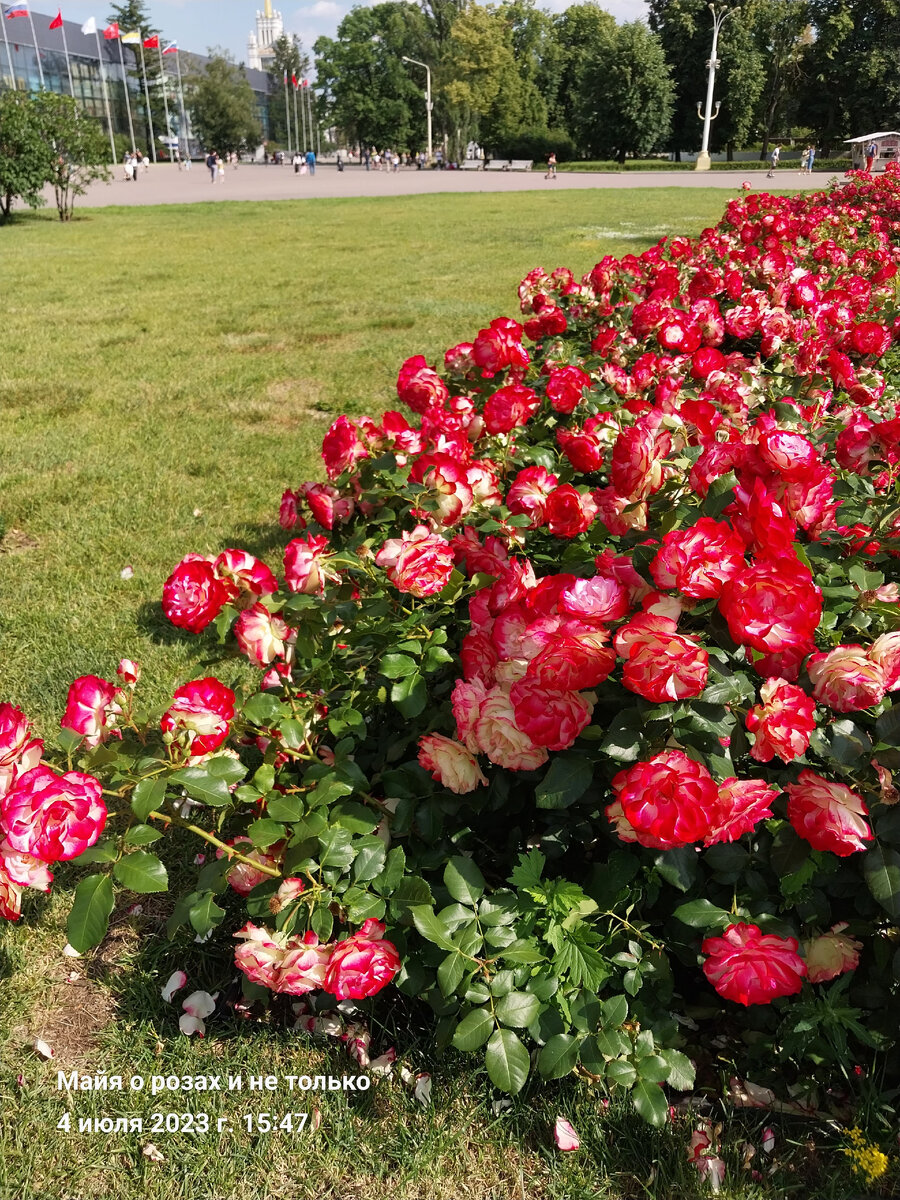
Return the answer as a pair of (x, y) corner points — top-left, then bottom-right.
(0, 10), (272, 155)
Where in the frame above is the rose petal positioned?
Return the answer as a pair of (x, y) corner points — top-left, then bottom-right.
(761, 1127), (775, 1154)
(554, 1115), (580, 1151)
(412, 1072), (432, 1107)
(62, 943), (81, 959)
(182, 989), (216, 1019)
(142, 1143), (165, 1162)
(32, 1037), (53, 1060)
(178, 1014), (206, 1037)
(161, 970), (188, 1003)
(120, 566), (134, 580)
(311, 1105), (322, 1131)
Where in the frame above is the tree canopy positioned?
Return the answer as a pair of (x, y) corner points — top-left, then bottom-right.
(187, 51), (262, 155)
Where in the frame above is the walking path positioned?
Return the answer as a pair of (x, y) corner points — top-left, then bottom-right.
(64, 163), (842, 208)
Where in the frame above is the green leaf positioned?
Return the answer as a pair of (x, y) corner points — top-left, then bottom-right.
(131, 777), (166, 821)
(113, 851), (169, 894)
(661, 1048), (695, 1092)
(390, 671), (427, 718)
(605, 1058), (637, 1087)
(485, 1029), (530, 1095)
(437, 951), (467, 996)
(247, 818), (286, 849)
(672, 899), (732, 929)
(317, 827), (356, 871)
(189, 893), (226, 937)
(389, 873), (432, 914)
(703, 470), (738, 520)
(501, 938), (546, 964)
(411, 905), (457, 952)
(379, 653), (418, 679)
(252, 763), (275, 794)
(265, 793), (304, 823)
(600, 995), (628, 1028)
(444, 856), (485, 905)
(311, 906), (333, 941)
(535, 754), (593, 809)
(331, 801), (378, 835)
(67, 874), (115, 953)
(170, 766), (232, 808)
(653, 846), (700, 892)
(598, 712), (643, 762)
(631, 1079), (669, 1127)
(73, 839), (118, 864)
(452, 1007), (494, 1052)
(636, 1054), (670, 1083)
(124, 824), (162, 847)
(537, 1034), (579, 1080)
(864, 844), (900, 918)
(205, 755), (246, 784)
(242, 692), (286, 725)
(495, 991), (541, 1029)
(351, 837), (387, 882)
(373, 845), (406, 894)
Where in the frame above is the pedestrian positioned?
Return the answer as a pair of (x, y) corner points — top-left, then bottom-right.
(292, 150), (302, 174)
(362, 147), (370, 170)
(866, 140), (877, 172)
(306, 147), (316, 175)
(123, 151), (134, 182)
(174, 147), (181, 171)
(806, 144), (816, 174)
(206, 149), (217, 183)
(545, 151), (557, 179)
(766, 145), (780, 178)
(336, 148), (344, 173)
(800, 146), (809, 172)
(217, 154), (225, 182)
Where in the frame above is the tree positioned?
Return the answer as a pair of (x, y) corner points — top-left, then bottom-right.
(107, 0), (170, 157)
(187, 51), (262, 155)
(266, 34), (311, 147)
(747, 0), (811, 158)
(799, 0), (900, 154)
(578, 21), (675, 161)
(546, 3), (617, 145)
(0, 92), (55, 223)
(647, 0), (765, 158)
(314, 4), (427, 150)
(31, 93), (110, 221)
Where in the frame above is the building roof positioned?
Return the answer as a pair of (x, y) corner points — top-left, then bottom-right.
(844, 132), (900, 143)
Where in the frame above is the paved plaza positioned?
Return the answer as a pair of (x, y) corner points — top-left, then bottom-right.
(61, 162), (843, 208)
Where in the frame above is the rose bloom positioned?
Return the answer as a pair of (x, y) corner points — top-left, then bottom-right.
(234, 603), (292, 667)
(509, 678), (594, 752)
(546, 364), (591, 414)
(396, 355), (449, 414)
(802, 923), (862, 984)
(0, 860), (23, 921)
(322, 919), (402, 1000)
(162, 555), (232, 633)
(649, 518), (746, 600)
(746, 678), (816, 763)
(807, 644), (886, 712)
(303, 481), (355, 530)
(117, 658), (140, 686)
(0, 703), (43, 801)
(545, 485), (598, 538)
(473, 688), (549, 771)
(868, 630), (900, 690)
(214, 548), (277, 597)
(0, 765), (106, 862)
(608, 750), (718, 850)
(321, 414), (370, 478)
(233, 921), (285, 990)
(527, 632), (616, 691)
(718, 558), (822, 654)
(216, 836), (281, 895)
(610, 423), (669, 501)
(60, 675), (121, 748)
(705, 778), (778, 846)
(451, 677), (489, 752)
(284, 533), (333, 595)
(701, 923), (807, 1006)
(850, 321), (891, 358)
(275, 931), (332, 995)
(785, 770), (872, 856)
(592, 486), (648, 536)
(418, 734), (487, 794)
(160, 677), (236, 758)
(614, 614), (708, 704)
(0, 846), (53, 891)
(559, 575), (630, 623)
(375, 525), (455, 598)
(483, 382), (540, 435)
(506, 466), (559, 528)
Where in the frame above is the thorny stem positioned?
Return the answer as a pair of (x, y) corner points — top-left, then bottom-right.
(147, 809), (283, 878)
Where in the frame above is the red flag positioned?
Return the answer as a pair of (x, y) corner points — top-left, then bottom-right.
(49, 9), (62, 28)
(291, 72), (297, 87)
(301, 79), (308, 88)
(103, 20), (119, 38)
(143, 33), (158, 48)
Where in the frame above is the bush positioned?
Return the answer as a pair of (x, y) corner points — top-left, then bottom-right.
(5, 169), (900, 1142)
(490, 128), (576, 164)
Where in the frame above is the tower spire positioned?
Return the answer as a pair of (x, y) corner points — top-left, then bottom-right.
(264, 0), (273, 17)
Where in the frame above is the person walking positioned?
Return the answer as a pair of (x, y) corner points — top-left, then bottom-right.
(292, 150), (302, 174)
(866, 140), (877, 172)
(217, 154), (225, 182)
(206, 150), (217, 183)
(800, 146), (809, 173)
(545, 151), (557, 179)
(806, 144), (816, 174)
(766, 145), (780, 178)
(305, 148), (316, 175)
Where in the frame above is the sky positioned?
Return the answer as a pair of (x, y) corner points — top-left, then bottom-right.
(35, 0), (648, 70)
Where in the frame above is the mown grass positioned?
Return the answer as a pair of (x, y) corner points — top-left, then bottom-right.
(0, 189), (887, 1199)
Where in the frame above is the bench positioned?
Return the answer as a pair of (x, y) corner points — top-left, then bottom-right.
(484, 159), (533, 172)
(459, 159), (483, 170)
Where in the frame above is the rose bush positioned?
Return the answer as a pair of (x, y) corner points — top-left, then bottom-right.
(9, 168), (900, 1124)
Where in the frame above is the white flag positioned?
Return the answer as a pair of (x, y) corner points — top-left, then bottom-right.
(81, 16), (96, 34)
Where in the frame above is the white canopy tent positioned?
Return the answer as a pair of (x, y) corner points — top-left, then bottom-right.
(844, 132), (900, 169)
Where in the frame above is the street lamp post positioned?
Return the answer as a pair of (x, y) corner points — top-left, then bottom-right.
(695, 3), (731, 172)
(401, 55), (432, 162)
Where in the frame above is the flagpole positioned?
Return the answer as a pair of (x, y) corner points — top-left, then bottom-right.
(292, 79), (300, 152)
(298, 80), (305, 150)
(314, 85), (320, 159)
(59, 18), (74, 97)
(93, 25), (116, 163)
(156, 41), (172, 163)
(116, 35), (136, 150)
(138, 40), (156, 161)
(173, 47), (189, 162)
(283, 73), (291, 156)
(25, 7), (45, 87)
(1, 13), (15, 89)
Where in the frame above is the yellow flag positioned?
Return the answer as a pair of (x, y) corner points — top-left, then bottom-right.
(120, 29), (141, 43)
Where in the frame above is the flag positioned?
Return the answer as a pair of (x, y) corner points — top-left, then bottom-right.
(81, 15), (96, 34)
(292, 72), (298, 87)
(283, 68), (287, 84)
(49, 9), (62, 28)
(120, 29), (140, 43)
(4, 3), (29, 19)
(162, 40), (177, 54)
(103, 20), (118, 38)
(143, 34), (158, 48)
(301, 79), (308, 88)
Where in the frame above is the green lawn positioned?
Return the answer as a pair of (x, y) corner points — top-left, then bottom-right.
(0, 189), (878, 1199)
